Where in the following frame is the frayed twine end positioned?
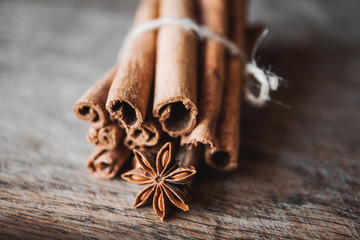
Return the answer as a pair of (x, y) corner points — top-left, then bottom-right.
(243, 28), (282, 106)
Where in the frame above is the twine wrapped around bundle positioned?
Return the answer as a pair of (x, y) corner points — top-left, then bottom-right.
(119, 18), (281, 107)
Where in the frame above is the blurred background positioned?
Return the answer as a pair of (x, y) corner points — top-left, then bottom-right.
(251, 0), (360, 40)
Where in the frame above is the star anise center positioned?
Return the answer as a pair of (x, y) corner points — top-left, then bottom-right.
(155, 176), (163, 183)
(121, 142), (197, 220)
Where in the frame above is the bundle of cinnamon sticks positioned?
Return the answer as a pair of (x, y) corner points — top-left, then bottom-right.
(74, 0), (259, 220)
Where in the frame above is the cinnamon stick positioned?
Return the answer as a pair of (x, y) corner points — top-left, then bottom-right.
(87, 145), (131, 179)
(182, 145), (203, 168)
(87, 122), (124, 150)
(181, 0), (227, 150)
(106, 0), (158, 129)
(205, 0), (246, 171)
(182, 145), (203, 189)
(124, 120), (162, 149)
(74, 66), (117, 129)
(153, 0), (198, 137)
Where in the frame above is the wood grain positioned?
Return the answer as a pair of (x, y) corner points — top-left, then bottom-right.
(0, 0), (359, 239)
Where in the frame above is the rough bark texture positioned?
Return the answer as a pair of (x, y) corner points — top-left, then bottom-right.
(106, 0), (158, 129)
(181, 0), (227, 151)
(205, 0), (246, 171)
(153, 0), (198, 137)
(1, 0), (360, 239)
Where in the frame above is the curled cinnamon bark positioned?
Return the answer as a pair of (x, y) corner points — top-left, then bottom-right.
(87, 146), (131, 179)
(124, 120), (162, 150)
(87, 123), (124, 150)
(181, 0), (227, 151)
(205, 0), (246, 171)
(106, 0), (158, 129)
(124, 136), (140, 151)
(74, 66), (117, 129)
(153, 0), (198, 137)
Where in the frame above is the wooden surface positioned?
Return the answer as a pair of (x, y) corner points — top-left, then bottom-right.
(1, 0), (359, 239)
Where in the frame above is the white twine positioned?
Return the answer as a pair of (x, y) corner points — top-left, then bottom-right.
(118, 18), (281, 106)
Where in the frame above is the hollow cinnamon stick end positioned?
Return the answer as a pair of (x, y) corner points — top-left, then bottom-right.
(180, 124), (217, 152)
(86, 127), (99, 146)
(106, 100), (143, 130)
(73, 102), (107, 129)
(205, 149), (238, 171)
(87, 148), (126, 179)
(154, 99), (198, 138)
(99, 124), (124, 150)
(142, 122), (162, 147)
(123, 135), (139, 151)
(86, 124), (124, 150)
(126, 121), (162, 149)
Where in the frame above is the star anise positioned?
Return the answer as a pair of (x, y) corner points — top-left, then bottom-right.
(121, 142), (196, 220)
